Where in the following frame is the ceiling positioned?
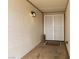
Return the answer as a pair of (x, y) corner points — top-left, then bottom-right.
(28, 0), (68, 12)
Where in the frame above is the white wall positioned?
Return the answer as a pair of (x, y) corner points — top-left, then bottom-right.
(65, 1), (70, 55)
(8, 0), (43, 59)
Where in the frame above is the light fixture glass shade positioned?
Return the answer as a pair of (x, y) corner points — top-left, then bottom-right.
(29, 11), (36, 17)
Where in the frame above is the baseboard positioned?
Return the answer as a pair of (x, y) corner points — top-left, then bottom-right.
(21, 40), (42, 59)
